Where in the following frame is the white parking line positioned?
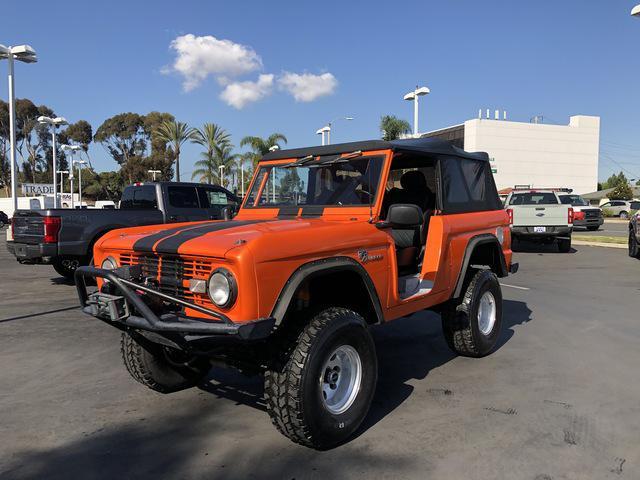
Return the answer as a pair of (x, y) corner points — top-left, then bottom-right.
(500, 283), (530, 291)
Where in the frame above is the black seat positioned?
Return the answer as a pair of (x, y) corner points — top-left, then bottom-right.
(388, 204), (424, 273)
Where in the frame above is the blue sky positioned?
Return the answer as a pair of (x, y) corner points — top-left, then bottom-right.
(3, 0), (640, 181)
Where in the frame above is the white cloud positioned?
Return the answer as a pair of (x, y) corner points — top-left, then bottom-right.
(220, 74), (274, 109)
(278, 72), (338, 102)
(166, 34), (262, 91)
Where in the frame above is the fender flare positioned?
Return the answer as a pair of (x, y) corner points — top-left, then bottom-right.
(452, 234), (508, 299)
(270, 256), (384, 325)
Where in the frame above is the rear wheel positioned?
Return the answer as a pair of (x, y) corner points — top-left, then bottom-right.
(620, 211), (629, 220)
(120, 332), (210, 393)
(558, 236), (572, 253)
(587, 226), (599, 231)
(265, 307), (377, 449)
(52, 256), (86, 280)
(629, 229), (640, 259)
(442, 270), (503, 358)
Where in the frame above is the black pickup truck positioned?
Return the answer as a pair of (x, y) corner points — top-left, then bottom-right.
(7, 182), (239, 279)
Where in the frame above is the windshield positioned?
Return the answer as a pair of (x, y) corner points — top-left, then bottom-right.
(560, 195), (588, 206)
(509, 192), (558, 205)
(245, 155), (384, 207)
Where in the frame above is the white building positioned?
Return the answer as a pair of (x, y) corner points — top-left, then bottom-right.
(423, 114), (600, 195)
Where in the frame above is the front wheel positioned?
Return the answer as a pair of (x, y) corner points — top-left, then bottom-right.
(121, 332), (210, 393)
(629, 229), (640, 259)
(442, 270), (503, 358)
(265, 308), (377, 449)
(620, 211), (629, 220)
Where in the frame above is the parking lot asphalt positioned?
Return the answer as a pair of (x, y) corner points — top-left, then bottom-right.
(574, 219), (628, 238)
(0, 241), (638, 479)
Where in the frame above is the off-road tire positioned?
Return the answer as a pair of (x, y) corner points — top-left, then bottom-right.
(52, 256), (86, 280)
(264, 308), (377, 449)
(587, 226), (599, 231)
(558, 236), (572, 253)
(442, 270), (503, 358)
(120, 332), (210, 393)
(629, 229), (640, 259)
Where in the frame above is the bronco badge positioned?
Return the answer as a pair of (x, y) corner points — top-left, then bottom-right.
(358, 249), (383, 263)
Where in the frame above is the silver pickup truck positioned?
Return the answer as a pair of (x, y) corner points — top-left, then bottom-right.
(505, 189), (573, 252)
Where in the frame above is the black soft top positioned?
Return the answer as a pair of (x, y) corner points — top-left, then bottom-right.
(261, 137), (489, 162)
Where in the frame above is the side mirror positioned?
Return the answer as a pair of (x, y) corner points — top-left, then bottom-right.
(222, 204), (238, 220)
(387, 204), (423, 227)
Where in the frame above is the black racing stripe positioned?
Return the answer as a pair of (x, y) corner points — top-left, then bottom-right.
(300, 206), (324, 218)
(154, 220), (266, 254)
(277, 206), (300, 218)
(132, 222), (211, 253)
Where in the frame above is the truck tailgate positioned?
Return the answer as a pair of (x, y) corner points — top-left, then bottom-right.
(11, 211), (45, 244)
(511, 205), (569, 226)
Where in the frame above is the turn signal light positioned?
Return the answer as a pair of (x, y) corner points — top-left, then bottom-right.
(43, 216), (61, 243)
(568, 207), (574, 225)
(574, 211), (585, 221)
(506, 208), (513, 225)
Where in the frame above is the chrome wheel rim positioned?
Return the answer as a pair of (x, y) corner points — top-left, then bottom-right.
(319, 345), (362, 415)
(478, 291), (497, 335)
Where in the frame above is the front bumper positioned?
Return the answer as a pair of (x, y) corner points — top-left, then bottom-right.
(573, 218), (603, 228)
(75, 266), (275, 344)
(6, 241), (57, 263)
(511, 226), (572, 238)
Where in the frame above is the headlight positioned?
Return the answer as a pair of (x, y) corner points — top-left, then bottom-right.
(208, 269), (237, 308)
(101, 256), (118, 270)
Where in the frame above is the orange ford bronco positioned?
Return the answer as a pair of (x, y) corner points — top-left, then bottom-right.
(76, 138), (518, 449)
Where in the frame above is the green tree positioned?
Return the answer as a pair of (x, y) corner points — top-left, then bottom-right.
(193, 140), (239, 188)
(380, 115), (411, 141)
(601, 172), (628, 190)
(240, 133), (287, 168)
(191, 123), (231, 184)
(154, 120), (196, 182)
(609, 178), (634, 200)
(83, 170), (125, 202)
(94, 113), (147, 168)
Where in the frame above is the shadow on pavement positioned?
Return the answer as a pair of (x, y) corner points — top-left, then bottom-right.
(513, 240), (576, 254)
(0, 306), (79, 323)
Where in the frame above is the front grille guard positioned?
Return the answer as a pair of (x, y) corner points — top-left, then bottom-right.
(74, 265), (243, 335)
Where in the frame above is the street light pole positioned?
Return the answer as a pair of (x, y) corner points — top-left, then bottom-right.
(316, 117), (354, 145)
(148, 169), (161, 181)
(60, 144), (80, 208)
(38, 116), (68, 208)
(218, 165), (225, 187)
(632, 4), (640, 16)
(0, 44), (37, 213)
(403, 86), (430, 137)
(58, 170), (69, 202)
(75, 160), (87, 208)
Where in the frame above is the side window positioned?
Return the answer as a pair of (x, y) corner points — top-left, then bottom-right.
(120, 186), (157, 209)
(601, 202), (611, 208)
(198, 188), (235, 208)
(168, 186), (200, 209)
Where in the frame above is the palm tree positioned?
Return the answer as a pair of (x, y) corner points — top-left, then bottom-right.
(191, 123), (232, 184)
(379, 115), (411, 141)
(240, 133), (287, 168)
(154, 120), (196, 181)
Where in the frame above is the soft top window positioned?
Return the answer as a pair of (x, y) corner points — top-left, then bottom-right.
(439, 157), (502, 214)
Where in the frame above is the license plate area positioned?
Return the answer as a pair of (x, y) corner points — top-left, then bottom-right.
(86, 292), (129, 321)
(533, 226), (546, 233)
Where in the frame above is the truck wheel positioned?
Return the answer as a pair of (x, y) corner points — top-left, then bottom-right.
(620, 211), (629, 220)
(557, 236), (572, 253)
(264, 308), (377, 449)
(52, 256), (85, 280)
(587, 226), (599, 231)
(442, 270), (503, 358)
(629, 229), (640, 259)
(120, 332), (210, 393)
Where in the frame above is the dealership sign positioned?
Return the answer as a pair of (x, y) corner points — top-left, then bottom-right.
(21, 183), (54, 195)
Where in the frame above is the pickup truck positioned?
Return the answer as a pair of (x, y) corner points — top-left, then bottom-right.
(558, 193), (603, 231)
(7, 182), (239, 279)
(505, 189), (573, 252)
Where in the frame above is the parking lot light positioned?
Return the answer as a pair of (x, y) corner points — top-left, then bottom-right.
(60, 145), (81, 208)
(632, 4), (640, 16)
(38, 116), (68, 208)
(404, 85), (430, 136)
(0, 44), (37, 213)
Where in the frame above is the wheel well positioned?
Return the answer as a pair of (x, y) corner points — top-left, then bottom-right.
(283, 269), (380, 326)
(468, 241), (506, 276)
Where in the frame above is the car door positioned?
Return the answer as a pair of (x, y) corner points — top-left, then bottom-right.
(165, 185), (209, 222)
(197, 186), (239, 219)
